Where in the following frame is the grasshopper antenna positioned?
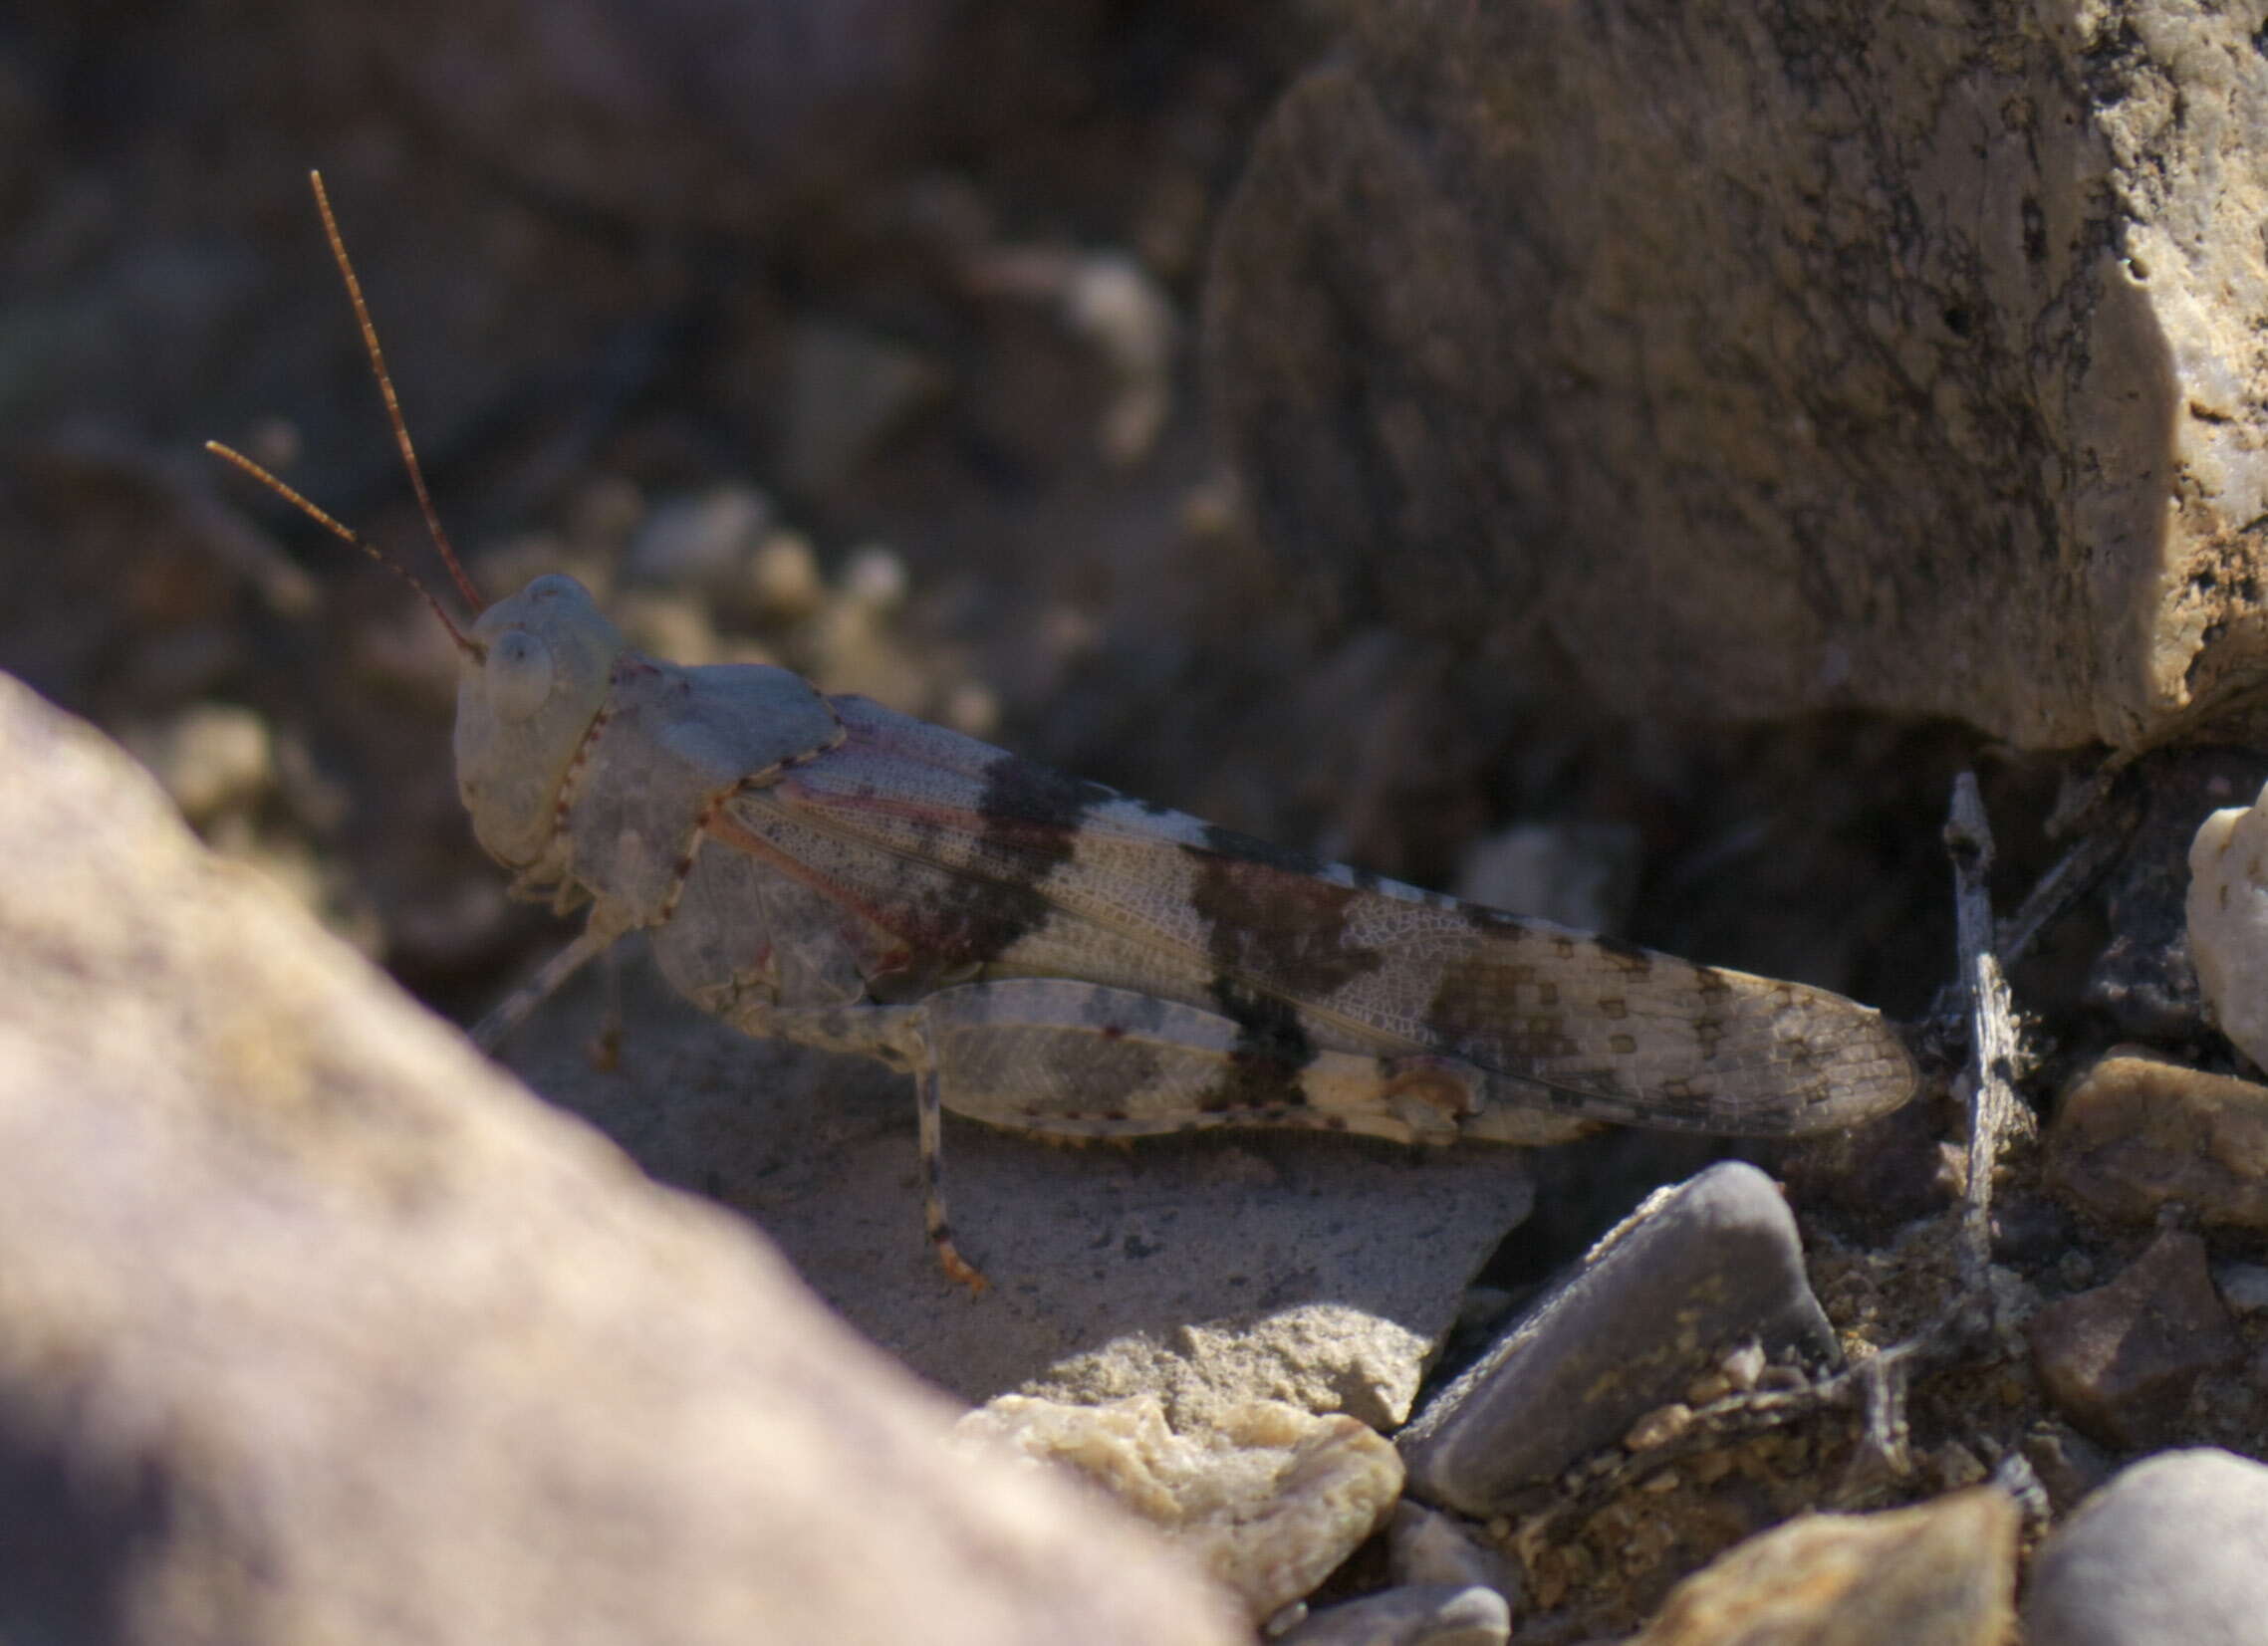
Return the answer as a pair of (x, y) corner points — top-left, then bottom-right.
(307, 167), (485, 615)
(204, 439), (478, 654)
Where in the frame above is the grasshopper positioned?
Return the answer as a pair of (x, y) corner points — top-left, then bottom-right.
(212, 173), (1918, 1288)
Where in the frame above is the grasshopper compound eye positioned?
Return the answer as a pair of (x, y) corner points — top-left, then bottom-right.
(487, 628), (557, 723)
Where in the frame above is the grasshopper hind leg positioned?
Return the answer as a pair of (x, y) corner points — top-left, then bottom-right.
(914, 1062), (989, 1294)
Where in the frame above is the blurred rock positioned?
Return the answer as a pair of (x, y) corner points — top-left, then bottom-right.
(2027, 1230), (2242, 1449)
(1626, 1487), (2018, 1646)
(1276, 1583), (1510, 1646)
(1450, 822), (1640, 935)
(959, 1392), (1399, 1622)
(2024, 1448), (2268, 1645)
(626, 485), (773, 599)
(120, 700), (274, 824)
(0, 673), (1247, 1646)
(2188, 775), (2268, 1064)
(372, 0), (964, 234)
(1207, 0), (2268, 752)
(2045, 1049), (2268, 1227)
(1397, 1162), (1837, 1516)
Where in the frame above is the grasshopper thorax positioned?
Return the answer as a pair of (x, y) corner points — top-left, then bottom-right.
(455, 574), (627, 868)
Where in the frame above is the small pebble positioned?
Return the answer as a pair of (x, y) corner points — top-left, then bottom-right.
(1275, 1583), (1510, 1646)
(748, 531), (824, 622)
(625, 485), (770, 592)
(1623, 1403), (1694, 1452)
(1398, 1162), (1835, 1516)
(1386, 1503), (1517, 1600)
(2213, 1261), (2268, 1315)
(1719, 1341), (1765, 1393)
(840, 543), (909, 610)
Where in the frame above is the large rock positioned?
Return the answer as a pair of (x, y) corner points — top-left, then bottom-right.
(0, 674), (1246, 1646)
(1207, 0), (2268, 751)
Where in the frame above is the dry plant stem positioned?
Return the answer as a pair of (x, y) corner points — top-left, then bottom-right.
(1944, 772), (2036, 1304)
(1992, 815), (2130, 967)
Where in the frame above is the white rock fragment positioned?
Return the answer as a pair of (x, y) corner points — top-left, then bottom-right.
(957, 1392), (1404, 1622)
(2186, 783), (2268, 1067)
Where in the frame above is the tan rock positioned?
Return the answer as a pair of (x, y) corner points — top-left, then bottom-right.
(959, 1392), (1403, 1621)
(2045, 1048), (2268, 1226)
(1629, 1487), (2018, 1645)
(1207, 0), (2268, 751)
(0, 675), (1247, 1646)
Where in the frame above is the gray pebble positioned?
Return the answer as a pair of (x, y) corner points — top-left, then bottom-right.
(1397, 1161), (1834, 1515)
(1274, 1584), (1510, 1646)
(2214, 1261), (2268, 1316)
(1386, 1503), (1517, 1601)
(2023, 1448), (2268, 1645)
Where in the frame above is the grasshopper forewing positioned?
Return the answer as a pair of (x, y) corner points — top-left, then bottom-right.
(212, 172), (1920, 1291)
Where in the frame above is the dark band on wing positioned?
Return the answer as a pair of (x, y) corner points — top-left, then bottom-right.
(915, 752), (1118, 964)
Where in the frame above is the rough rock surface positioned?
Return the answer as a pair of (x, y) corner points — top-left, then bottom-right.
(2045, 1048), (2268, 1227)
(1627, 1487), (2018, 1646)
(2026, 1229), (2243, 1449)
(1397, 1162), (1837, 1516)
(505, 949), (1535, 1429)
(959, 1393), (1401, 1622)
(1207, 0), (2268, 751)
(2025, 1448), (2268, 1646)
(0, 675), (1247, 1646)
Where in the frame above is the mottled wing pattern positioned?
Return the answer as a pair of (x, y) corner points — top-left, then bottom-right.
(715, 698), (1916, 1136)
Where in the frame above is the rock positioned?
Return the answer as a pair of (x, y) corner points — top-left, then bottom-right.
(957, 1393), (1401, 1623)
(1276, 1583), (1511, 1646)
(1386, 1503), (1518, 1600)
(1206, 0), (2268, 752)
(503, 948), (1536, 1432)
(626, 485), (774, 600)
(2188, 779), (2268, 1066)
(1626, 1487), (2018, 1646)
(2213, 1261), (2268, 1315)
(2019, 1421), (2117, 1517)
(2024, 1448), (2268, 1646)
(2089, 748), (2263, 1039)
(0, 674), (1247, 1646)
(1397, 1162), (1836, 1516)
(2026, 1230), (2242, 1448)
(120, 700), (275, 824)
(2044, 1048), (2268, 1227)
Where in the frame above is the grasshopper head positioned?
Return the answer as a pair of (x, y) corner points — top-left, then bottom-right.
(454, 574), (627, 868)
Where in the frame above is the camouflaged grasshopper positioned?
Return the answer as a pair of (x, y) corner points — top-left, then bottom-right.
(213, 173), (1918, 1288)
